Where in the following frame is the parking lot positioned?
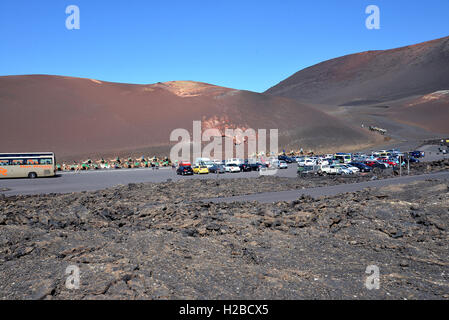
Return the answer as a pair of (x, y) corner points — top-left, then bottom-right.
(1, 144), (448, 197)
(0, 164), (297, 196)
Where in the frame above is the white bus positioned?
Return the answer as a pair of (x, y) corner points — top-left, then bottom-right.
(334, 153), (352, 164)
(194, 157), (214, 168)
(0, 152), (56, 179)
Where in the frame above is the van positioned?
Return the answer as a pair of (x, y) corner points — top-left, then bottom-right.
(225, 158), (244, 165)
(297, 165), (320, 175)
(195, 158), (214, 168)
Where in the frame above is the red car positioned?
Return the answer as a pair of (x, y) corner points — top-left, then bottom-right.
(381, 160), (398, 167)
(374, 157), (398, 167)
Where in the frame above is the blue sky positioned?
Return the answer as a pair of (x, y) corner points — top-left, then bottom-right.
(0, 0), (448, 92)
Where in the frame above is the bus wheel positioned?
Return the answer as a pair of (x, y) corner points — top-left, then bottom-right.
(28, 172), (37, 179)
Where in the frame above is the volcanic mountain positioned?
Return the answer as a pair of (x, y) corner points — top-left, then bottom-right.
(265, 36), (449, 136)
(0, 75), (380, 161)
(266, 36), (449, 105)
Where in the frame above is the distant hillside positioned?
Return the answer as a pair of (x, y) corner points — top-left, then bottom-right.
(0, 75), (380, 161)
(265, 36), (449, 106)
(386, 90), (449, 134)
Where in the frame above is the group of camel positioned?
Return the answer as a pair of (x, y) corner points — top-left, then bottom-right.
(57, 156), (173, 171)
(56, 149), (315, 172)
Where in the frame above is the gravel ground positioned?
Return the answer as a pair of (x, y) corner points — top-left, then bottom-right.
(0, 160), (448, 300)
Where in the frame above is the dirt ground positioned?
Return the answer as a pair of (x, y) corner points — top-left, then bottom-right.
(0, 160), (448, 300)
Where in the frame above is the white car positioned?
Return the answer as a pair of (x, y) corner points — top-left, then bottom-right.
(273, 160), (288, 169)
(339, 167), (353, 175)
(319, 165), (343, 175)
(341, 164), (360, 174)
(298, 158), (317, 166)
(225, 163), (241, 173)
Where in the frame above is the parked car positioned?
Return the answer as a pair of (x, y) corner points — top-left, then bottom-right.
(195, 158), (214, 168)
(349, 162), (372, 172)
(410, 151), (425, 158)
(352, 155), (368, 162)
(248, 162), (268, 171)
(297, 165), (320, 175)
(298, 158), (317, 166)
(225, 158), (244, 165)
(272, 160), (288, 169)
(364, 160), (387, 169)
(239, 163), (252, 172)
(225, 163), (241, 173)
(193, 165), (209, 174)
(337, 164), (360, 174)
(318, 165), (343, 175)
(408, 157), (420, 163)
(338, 166), (353, 175)
(318, 159), (330, 166)
(176, 165), (194, 175)
(278, 155), (294, 163)
(209, 164), (226, 174)
(380, 159), (398, 167)
(279, 160), (289, 169)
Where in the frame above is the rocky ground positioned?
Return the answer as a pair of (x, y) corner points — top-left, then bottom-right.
(0, 161), (448, 300)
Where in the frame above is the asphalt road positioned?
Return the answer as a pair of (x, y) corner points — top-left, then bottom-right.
(1, 147), (447, 198)
(204, 171), (449, 203)
(0, 165), (297, 197)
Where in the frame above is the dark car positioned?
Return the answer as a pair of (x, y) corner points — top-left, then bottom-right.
(176, 165), (194, 175)
(410, 151), (425, 158)
(408, 157), (420, 163)
(209, 164), (226, 174)
(364, 160), (387, 169)
(247, 162), (268, 171)
(349, 162), (372, 172)
(239, 163), (252, 172)
(278, 155), (294, 163)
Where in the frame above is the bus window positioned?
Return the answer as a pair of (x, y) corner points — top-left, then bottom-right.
(0, 160), (10, 166)
(27, 159), (39, 165)
(40, 158), (53, 165)
(12, 159), (25, 165)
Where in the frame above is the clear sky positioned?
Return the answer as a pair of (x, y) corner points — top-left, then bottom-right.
(1, 0), (448, 92)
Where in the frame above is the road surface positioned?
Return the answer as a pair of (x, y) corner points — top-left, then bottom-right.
(203, 171), (449, 203)
(1, 149), (447, 198)
(0, 166), (297, 197)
